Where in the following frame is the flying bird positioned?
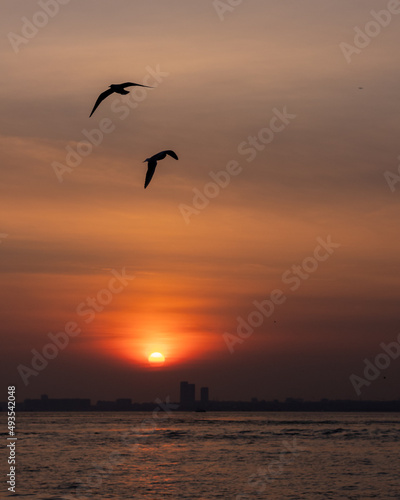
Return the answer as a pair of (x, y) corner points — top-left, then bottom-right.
(143, 150), (179, 189)
(89, 82), (152, 117)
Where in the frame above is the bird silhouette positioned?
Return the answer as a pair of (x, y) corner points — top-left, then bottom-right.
(89, 82), (152, 117)
(143, 150), (179, 189)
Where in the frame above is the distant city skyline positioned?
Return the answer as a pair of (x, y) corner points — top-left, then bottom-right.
(3, 392), (399, 413)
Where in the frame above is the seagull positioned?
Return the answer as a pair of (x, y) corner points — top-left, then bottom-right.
(143, 150), (179, 189)
(89, 82), (152, 117)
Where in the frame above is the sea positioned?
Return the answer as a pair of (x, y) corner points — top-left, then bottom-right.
(3, 412), (400, 499)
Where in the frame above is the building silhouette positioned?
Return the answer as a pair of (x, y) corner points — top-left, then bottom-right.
(200, 387), (209, 409)
(200, 387), (209, 404)
(180, 381), (195, 409)
(23, 394), (91, 412)
(116, 398), (132, 410)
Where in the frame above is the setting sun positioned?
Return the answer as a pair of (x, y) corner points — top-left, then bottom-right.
(148, 352), (165, 365)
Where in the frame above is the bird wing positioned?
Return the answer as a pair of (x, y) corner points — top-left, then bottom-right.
(121, 82), (153, 88)
(89, 88), (114, 117)
(144, 161), (157, 189)
(165, 150), (179, 160)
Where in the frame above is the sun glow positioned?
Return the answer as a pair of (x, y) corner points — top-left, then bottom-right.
(148, 352), (165, 365)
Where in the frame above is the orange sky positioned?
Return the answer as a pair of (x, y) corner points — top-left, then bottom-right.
(1, 0), (399, 402)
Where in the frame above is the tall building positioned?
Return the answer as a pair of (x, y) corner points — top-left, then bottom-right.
(200, 387), (209, 404)
(180, 381), (188, 403)
(180, 381), (195, 407)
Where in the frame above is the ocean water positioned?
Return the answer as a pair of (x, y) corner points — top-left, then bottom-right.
(3, 412), (400, 499)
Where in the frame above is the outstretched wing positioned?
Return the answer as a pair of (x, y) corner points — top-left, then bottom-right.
(89, 88), (114, 117)
(144, 161), (157, 189)
(165, 150), (179, 160)
(121, 82), (153, 89)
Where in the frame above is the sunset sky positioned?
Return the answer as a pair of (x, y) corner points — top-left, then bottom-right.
(1, 0), (399, 403)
